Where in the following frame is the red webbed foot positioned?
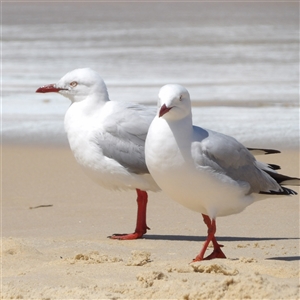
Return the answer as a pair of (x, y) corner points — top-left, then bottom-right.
(192, 246), (226, 262)
(192, 215), (227, 262)
(108, 189), (149, 241)
(109, 232), (145, 240)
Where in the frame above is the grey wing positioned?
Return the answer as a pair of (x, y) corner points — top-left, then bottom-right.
(94, 102), (156, 174)
(191, 127), (282, 194)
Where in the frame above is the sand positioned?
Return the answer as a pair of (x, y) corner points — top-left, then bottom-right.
(2, 145), (299, 300)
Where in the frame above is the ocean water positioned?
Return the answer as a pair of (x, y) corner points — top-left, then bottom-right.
(2, 2), (299, 148)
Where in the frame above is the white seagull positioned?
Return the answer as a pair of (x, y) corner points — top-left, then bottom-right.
(145, 84), (300, 261)
(36, 68), (160, 240)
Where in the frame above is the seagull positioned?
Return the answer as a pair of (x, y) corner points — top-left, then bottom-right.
(145, 84), (300, 261)
(36, 68), (161, 240)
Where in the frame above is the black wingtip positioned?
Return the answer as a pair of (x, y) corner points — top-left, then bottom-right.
(247, 147), (281, 155)
(259, 187), (298, 196)
(263, 170), (300, 186)
(268, 163), (281, 171)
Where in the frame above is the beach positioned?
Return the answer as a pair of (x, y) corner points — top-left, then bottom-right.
(2, 145), (299, 299)
(2, 1), (299, 299)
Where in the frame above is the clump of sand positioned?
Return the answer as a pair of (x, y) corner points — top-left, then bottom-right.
(126, 250), (151, 266)
(69, 251), (123, 264)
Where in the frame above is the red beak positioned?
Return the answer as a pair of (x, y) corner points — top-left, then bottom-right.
(36, 84), (61, 93)
(159, 104), (172, 117)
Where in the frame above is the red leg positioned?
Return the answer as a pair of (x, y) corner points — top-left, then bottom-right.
(202, 214), (224, 249)
(192, 214), (226, 261)
(109, 189), (150, 240)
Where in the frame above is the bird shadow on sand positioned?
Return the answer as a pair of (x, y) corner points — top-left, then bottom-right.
(144, 234), (299, 243)
(266, 256), (300, 261)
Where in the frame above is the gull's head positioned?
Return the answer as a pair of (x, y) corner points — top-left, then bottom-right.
(158, 84), (191, 120)
(36, 68), (109, 103)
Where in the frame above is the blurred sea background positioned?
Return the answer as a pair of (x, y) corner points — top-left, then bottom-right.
(2, 1), (299, 148)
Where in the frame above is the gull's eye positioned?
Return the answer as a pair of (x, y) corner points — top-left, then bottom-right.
(70, 81), (78, 87)
(179, 95), (183, 101)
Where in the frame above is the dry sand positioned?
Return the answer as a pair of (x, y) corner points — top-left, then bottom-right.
(2, 145), (300, 299)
